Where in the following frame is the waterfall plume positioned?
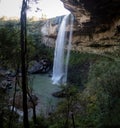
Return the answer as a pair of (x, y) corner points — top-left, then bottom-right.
(52, 14), (74, 85)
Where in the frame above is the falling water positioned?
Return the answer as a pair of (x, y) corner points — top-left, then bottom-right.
(64, 14), (74, 83)
(52, 14), (69, 85)
(52, 14), (74, 85)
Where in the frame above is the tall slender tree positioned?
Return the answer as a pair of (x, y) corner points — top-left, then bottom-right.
(20, 0), (29, 127)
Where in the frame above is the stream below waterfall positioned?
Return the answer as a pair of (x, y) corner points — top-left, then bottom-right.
(28, 74), (61, 117)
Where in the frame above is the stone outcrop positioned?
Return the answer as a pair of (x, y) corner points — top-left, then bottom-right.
(28, 58), (51, 74)
(41, 0), (120, 54)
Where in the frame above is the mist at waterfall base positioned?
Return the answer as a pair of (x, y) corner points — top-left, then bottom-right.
(52, 14), (74, 85)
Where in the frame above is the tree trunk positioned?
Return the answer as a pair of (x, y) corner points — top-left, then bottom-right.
(8, 66), (19, 128)
(20, 0), (29, 127)
(27, 91), (37, 127)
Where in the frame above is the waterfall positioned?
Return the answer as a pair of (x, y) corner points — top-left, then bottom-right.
(52, 14), (74, 85)
(52, 14), (69, 85)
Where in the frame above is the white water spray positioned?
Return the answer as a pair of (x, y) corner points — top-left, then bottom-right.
(52, 14), (74, 85)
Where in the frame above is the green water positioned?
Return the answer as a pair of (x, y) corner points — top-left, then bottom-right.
(29, 74), (61, 115)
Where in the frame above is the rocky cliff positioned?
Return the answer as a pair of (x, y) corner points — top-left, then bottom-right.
(41, 0), (120, 55)
(61, 0), (120, 54)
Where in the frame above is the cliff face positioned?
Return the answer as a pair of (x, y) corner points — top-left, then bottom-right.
(41, 0), (120, 54)
(41, 16), (64, 47)
(61, 0), (120, 54)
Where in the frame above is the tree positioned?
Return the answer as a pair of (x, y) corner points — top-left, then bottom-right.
(20, 0), (40, 127)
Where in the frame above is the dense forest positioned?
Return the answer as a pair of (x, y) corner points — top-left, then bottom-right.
(0, 0), (120, 128)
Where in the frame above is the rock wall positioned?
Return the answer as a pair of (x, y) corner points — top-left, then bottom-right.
(41, 0), (120, 54)
(61, 0), (120, 54)
(41, 16), (64, 47)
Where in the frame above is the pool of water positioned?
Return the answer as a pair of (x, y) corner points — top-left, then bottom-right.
(29, 74), (61, 116)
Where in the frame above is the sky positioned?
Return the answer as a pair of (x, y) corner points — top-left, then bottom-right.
(0, 0), (70, 19)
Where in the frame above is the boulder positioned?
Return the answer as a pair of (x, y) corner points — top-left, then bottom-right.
(28, 58), (51, 74)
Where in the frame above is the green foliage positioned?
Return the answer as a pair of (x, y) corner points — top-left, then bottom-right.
(68, 52), (100, 86)
(0, 19), (55, 70)
(0, 26), (20, 67)
(69, 52), (97, 65)
(47, 85), (82, 128)
(0, 88), (22, 128)
(34, 43), (54, 61)
(81, 60), (120, 127)
(29, 115), (48, 128)
(0, 21), (40, 68)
